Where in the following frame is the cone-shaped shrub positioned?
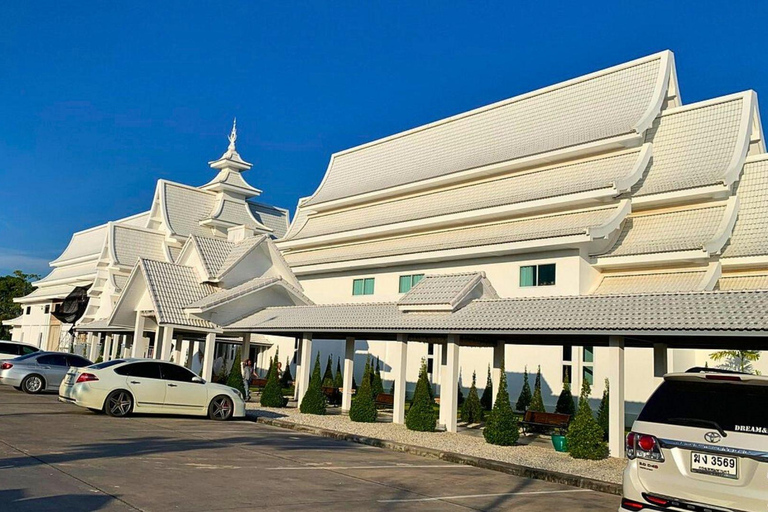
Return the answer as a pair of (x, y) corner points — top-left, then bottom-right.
(480, 364), (493, 411)
(349, 357), (377, 422)
(567, 380), (608, 460)
(406, 359), (438, 432)
(333, 357), (343, 388)
(528, 366), (546, 412)
(515, 366), (532, 412)
(555, 373), (576, 416)
(300, 353), (327, 415)
(280, 357), (293, 388)
(322, 355), (334, 387)
(371, 357), (384, 398)
(226, 348), (246, 397)
(461, 371), (483, 423)
(483, 362), (519, 445)
(260, 349), (285, 407)
(596, 379), (610, 441)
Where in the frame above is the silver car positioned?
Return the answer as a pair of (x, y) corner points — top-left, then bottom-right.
(0, 352), (93, 394)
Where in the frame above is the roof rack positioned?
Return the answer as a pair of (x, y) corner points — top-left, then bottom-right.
(685, 366), (749, 375)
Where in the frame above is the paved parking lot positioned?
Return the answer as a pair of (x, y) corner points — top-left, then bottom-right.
(0, 387), (620, 511)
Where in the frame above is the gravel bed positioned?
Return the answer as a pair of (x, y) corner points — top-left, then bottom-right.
(245, 404), (626, 484)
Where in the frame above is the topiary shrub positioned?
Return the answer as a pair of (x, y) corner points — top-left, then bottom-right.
(260, 350), (285, 407)
(280, 357), (293, 388)
(349, 357), (377, 422)
(300, 353), (327, 415)
(226, 348), (246, 397)
(371, 356), (384, 398)
(528, 365), (546, 412)
(555, 373), (576, 417)
(480, 364), (493, 411)
(596, 378), (610, 441)
(483, 362), (519, 445)
(406, 359), (438, 432)
(567, 380), (608, 460)
(322, 355), (334, 387)
(515, 366), (532, 412)
(457, 376), (465, 408)
(461, 371), (483, 423)
(333, 357), (343, 388)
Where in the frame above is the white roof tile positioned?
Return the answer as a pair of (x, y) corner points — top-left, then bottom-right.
(718, 274), (768, 291)
(112, 225), (167, 267)
(162, 182), (218, 238)
(34, 261), (98, 286)
(192, 236), (235, 277)
(398, 272), (488, 307)
(248, 202), (289, 239)
(593, 271), (707, 295)
(50, 224), (108, 265)
(721, 158), (768, 258)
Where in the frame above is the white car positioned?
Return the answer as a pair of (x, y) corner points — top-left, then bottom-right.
(59, 358), (245, 421)
(622, 367), (768, 511)
(0, 340), (40, 361)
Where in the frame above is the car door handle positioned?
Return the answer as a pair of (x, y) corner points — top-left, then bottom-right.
(130, 381), (141, 384)
(167, 383), (178, 387)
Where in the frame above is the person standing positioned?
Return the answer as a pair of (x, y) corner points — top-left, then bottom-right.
(242, 359), (254, 401)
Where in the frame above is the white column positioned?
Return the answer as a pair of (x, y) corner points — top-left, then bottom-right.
(607, 335), (626, 458)
(103, 335), (113, 362)
(491, 340), (504, 404)
(440, 335), (460, 433)
(110, 335), (120, 360)
(392, 334), (408, 424)
(653, 343), (668, 378)
(202, 333), (216, 382)
(242, 333), (251, 362)
(185, 340), (194, 369)
(172, 332), (183, 364)
(296, 333), (313, 405)
(161, 326), (174, 361)
(132, 314), (146, 358)
(341, 337), (355, 412)
(87, 333), (99, 362)
(153, 326), (163, 359)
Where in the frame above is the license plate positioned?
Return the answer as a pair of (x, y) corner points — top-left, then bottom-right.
(691, 452), (738, 479)
(65, 374), (74, 385)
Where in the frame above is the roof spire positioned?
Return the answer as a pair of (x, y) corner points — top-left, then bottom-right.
(208, 118), (252, 171)
(228, 118), (237, 152)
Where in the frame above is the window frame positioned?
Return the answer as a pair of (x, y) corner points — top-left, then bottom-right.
(398, 273), (425, 293)
(352, 277), (376, 296)
(519, 263), (556, 287)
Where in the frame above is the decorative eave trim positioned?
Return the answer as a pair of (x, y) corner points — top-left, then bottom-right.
(704, 196), (740, 254)
(612, 143), (653, 192)
(720, 255), (768, 270)
(632, 184), (732, 210)
(49, 253), (101, 268)
(106, 261), (143, 329)
(722, 90), (757, 186)
(592, 249), (711, 270)
(632, 50), (674, 134)
(586, 199), (631, 239)
(699, 262), (722, 291)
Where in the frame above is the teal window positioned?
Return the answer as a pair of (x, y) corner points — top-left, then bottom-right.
(583, 346), (594, 363)
(353, 278), (375, 296)
(519, 263), (556, 287)
(398, 274), (425, 293)
(583, 366), (594, 386)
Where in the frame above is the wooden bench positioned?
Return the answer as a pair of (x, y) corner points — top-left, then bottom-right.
(520, 410), (570, 435)
(250, 377), (268, 388)
(375, 393), (394, 408)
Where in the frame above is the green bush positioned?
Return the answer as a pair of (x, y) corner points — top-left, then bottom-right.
(300, 353), (327, 415)
(483, 362), (519, 446)
(555, 373), (576, 417)
(322, 355), (334, 387)
(528, 365), (546, 412)
(515, 366), (532, 412)
(567, 380), (608, 460)
(406, 359), (438, 432)
(461, 371), (483, 423)
(480, 364), (493, 411)
(333, 357), (343, 388)
(280, 357), (293, 388)
(225, 348), (246, 397)
(371, 357), (384, 398)
(596, 379), (610, 441)
(349, 357), (377, 422)
(260, 350), (285, 407)
(457, 378), (465, 407)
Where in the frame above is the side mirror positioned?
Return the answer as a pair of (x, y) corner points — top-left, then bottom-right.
(192, 376), (205, 384)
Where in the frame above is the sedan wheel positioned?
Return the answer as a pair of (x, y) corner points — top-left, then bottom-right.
(208, 395), (234, 421)
(21, 375), (44, 394)
(104, 390), (133, 417)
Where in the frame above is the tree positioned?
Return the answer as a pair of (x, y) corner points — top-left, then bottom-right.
(457, 376), (465, 408)
(371, 356), (384, 398)
(225, 348), (246, 397)
(461, 371), (483, 423)
(555, 373), (576, 417)
(0, 271), (40, 339)
(483, 361), (519, 445)
(280, 357), (293, 388)
(515, 366), (532, 412)
(596, 379), (609, 440)
(300, 353), (327, 415)
(528, 366), (546, 412)
(322, 355), (334, 387)
(260, 350), (285, 407)
(406, 359), (438, 432)
(333, 357), (343, 389)
(567, 379), (609, 460)
(350, 357), (377, 422)
(480, 364), (493, 411)
(710, 350), (762, 374)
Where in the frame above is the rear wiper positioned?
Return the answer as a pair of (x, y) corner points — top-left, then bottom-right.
(668, 417), (727, 437)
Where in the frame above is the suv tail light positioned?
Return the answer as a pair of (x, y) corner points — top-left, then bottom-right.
(1, 362), (12, 370)
(626, 432), (664, 462)
(76, 373), (98, 383)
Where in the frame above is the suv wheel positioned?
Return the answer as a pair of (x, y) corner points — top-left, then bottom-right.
(21, 374), (44, 394)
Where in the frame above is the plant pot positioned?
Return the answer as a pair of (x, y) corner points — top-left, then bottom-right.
(552, 434), (568, 452)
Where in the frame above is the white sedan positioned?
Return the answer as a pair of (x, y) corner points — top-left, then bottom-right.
(59, 358), (245, 420)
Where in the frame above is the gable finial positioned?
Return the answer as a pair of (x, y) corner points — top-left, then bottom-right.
(227, 117), (237, 151)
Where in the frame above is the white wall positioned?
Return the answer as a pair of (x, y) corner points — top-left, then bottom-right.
(12, 302), (52, 348)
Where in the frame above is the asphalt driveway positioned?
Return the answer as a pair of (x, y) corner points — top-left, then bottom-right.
(0, 387), (621, 511)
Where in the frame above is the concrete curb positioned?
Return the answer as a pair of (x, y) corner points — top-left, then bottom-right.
(251, 415), (622, 496)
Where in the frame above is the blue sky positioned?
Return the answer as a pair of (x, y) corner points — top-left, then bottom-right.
(2, 2), (767, 276)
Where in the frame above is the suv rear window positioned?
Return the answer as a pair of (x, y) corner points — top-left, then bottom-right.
(639, 380), (768, 434)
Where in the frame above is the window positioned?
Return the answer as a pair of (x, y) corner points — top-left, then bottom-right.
(21, 346), (38, 355)
(161, 363), (197, 382)
(426, 343), (435, 376)
(116, 362), (161, 379)
(582, 346), (594, 385)
(352, 278), (375, 296)
(25, 307), (31, 315)
(519, 263), (556, 287)
(37, 354), (68, 366)
(562, 345), (573, 384)
(44, 305), (50, 314)
(66, 356), (91, 368)
(91, 359), (125, 370)
(398, 274), (425, 293)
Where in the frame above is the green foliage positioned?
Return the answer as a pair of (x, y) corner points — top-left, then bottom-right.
(349, 357), (377, 422)
(480, 364), (493, 411)
(300, 353), (327, 415)
(555, 373), (576, 417)
(528, 366), (546, 412)
(596, 379), (609, 441)
(457, 376), (465, 407)
(483, 362), (519, 445)
(515, 366), (532, 412)
(260, 349), (285, 407)
(710, 350), (762, 374)
(322, 355), (334, 387)
(567, 380), (608, 460)
(333, 357), (343, 388)
(0, 271), (39, 340)
(225, 348), (246, 397)
(371, 356), (384, 398)
(406, 359), (438, 432)
(461, 372), (483, 423)
(280, 357), (293, 388)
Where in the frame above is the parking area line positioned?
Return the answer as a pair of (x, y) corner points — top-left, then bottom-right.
(379, 489), (594, 503)
(266, 464), (472, 470)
